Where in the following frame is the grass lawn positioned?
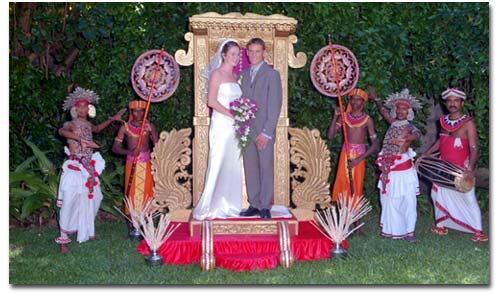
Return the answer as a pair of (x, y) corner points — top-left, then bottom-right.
(9, 206), (489, 285)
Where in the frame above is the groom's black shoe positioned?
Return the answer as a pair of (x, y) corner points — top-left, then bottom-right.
(260, 208), (271, 219)
(239, 206), (260, 217)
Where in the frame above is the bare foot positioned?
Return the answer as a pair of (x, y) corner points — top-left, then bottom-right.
(404, 235), (419, 244)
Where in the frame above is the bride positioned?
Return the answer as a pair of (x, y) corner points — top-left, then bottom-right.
(192, 38), (243, 220)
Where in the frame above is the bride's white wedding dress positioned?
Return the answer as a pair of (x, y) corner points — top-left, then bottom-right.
(192, 82), (243, 220)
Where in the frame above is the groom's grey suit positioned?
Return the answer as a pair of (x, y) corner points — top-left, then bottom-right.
(240, 62), (282, 210)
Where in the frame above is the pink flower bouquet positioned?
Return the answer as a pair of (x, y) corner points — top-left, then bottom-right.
(229, 96), (257, 154)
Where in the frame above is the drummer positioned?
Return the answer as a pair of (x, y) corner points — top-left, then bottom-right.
(369, 86), (422, 243)
(422, 88), (487, 243)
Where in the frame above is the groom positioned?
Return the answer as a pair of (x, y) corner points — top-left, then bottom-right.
(239, 38), (283, 219)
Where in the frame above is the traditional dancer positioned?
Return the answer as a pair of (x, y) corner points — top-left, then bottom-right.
(112, 100), (158, 232)
(422, 88), (488, 243)
(56, 87), (125, 253)
(327, 88), (378, 204)
(369, 87), (421, 243)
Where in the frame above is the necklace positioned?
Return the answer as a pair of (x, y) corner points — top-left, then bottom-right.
(440, 114), (471, 132)
(392, 120), (409, 127)
(346, 112), (369, 128)
(126, 121), (148, 137)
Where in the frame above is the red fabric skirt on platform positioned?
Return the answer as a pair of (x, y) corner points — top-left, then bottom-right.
(137, 221), (333, 271)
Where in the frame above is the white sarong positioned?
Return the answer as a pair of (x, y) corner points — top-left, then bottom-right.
(378, 152), (420, 238)
(57, 151), (105, 243)
(431, 184), (482, 234)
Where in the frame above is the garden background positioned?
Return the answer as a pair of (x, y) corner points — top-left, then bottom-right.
(6, 2), (492, 285)
(8, 2), (489, 225)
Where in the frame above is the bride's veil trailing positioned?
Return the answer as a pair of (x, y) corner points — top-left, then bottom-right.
(200, 38), (238, 102)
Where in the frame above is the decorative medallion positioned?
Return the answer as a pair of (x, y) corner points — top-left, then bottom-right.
(310, 44), (359, 98)
(131, 50), (180, 102)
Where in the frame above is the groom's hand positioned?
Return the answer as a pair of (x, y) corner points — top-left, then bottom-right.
(256, 134), (269, 150)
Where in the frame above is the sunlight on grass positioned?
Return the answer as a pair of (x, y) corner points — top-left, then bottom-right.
(323, 267), (335, 275)
(9, 245), (23, 259)
(461, 276), (478, 284)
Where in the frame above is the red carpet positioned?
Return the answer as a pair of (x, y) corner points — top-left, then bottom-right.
(137, 221), (333, 271)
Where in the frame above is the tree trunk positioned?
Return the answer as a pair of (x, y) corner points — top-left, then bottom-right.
(417, 94), (443, 154)
(474, 167), (489, 189)
(54, 46), (80, 76)
(13, 2), (36, 56)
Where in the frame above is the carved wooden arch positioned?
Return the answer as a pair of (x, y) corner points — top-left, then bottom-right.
(175, 12), (307, 207)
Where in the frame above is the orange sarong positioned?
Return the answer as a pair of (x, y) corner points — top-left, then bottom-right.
(332, 144), (365, 204)
(124, 152), (154, 215)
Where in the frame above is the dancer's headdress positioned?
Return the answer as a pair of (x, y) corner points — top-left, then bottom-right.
(62, 87), (100, 111)
(129, 100), (147, 109)
(441, 88), (466, 100)
(128, 100), (147, 121)
(200, 38), (238, 102)
(346, 88), (368, 112)
(384, 88), (422, 121)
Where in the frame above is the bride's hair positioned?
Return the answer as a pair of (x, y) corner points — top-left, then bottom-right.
(221, 41), (240, 63)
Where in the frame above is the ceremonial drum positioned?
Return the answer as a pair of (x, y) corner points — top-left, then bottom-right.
(310, 44), (359, 98)
(415, 155), (475, 193)
(131, 49), (180, 102)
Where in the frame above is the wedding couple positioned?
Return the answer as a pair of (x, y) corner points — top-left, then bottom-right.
(192, 38), (283, 220)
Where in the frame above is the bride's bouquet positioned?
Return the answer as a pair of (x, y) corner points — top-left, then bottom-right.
(229, 96), (257, 154)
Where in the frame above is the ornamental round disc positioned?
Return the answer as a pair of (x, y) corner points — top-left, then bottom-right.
(131, 50), (180, 103)
(310, 44), (359, 98)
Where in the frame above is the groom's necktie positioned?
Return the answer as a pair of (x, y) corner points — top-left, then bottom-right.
(250, 67), (257, 83)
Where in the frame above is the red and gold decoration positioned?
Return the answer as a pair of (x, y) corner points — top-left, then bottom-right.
(310, 44), (359, 98)
(440, 114), (472, 133)
(345, 112), (369, 128)
(131, 49), (180, 103)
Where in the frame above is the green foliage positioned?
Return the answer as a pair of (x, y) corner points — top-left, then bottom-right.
(98, 160), (126, 216)
(9, 140), (59, 223)
(10, 3), (489, 217)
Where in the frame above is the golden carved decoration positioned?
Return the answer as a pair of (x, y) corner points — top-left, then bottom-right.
(190, 219), (299, 236)
(193, 125), (209, 205)
(174, 32), (194, 66)
(213, 223), (278, 235)
(189, 12), (298, 33)
(195, 37), (209, 117)
(289, 127), (331, 209)
(274, 126), (289, 206)
(151, 129), (192, 210)
(288, 35), (307, 69)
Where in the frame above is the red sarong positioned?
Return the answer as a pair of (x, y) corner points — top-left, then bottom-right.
(331, 144), (365, 204)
